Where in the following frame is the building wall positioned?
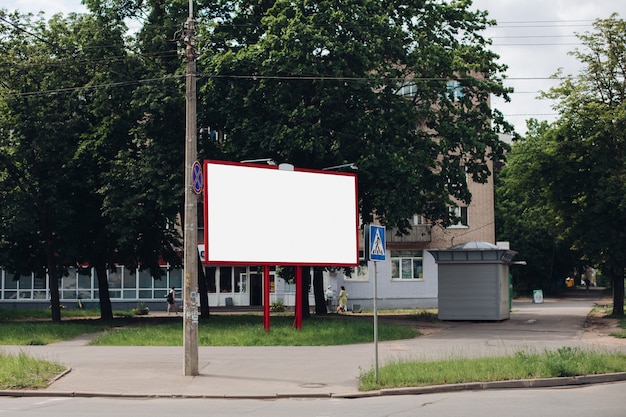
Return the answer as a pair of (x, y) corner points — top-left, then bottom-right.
(437, 262), (510, 321)
(430, 161), (496, 248)
(337, 161), (497, 311)
(328, 250), (439, 311)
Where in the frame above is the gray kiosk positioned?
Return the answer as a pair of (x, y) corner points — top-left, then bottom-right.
(430, 241), (516, 321)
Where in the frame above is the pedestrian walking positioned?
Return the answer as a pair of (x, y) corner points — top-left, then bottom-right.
(325, 285), (335, 312)
(337, 286), (348, 313)
(166, 287), (178, 314)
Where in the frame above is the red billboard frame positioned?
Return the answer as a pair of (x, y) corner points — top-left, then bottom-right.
(202, 160), (359, 267)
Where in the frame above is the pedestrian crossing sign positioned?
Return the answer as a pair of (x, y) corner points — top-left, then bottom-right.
(368, 225), (386, 261)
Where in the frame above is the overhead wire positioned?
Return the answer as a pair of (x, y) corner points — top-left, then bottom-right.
(0, 13), (594, 123)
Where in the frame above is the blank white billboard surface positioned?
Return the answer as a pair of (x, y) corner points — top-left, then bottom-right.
(203, 161), (359, 266)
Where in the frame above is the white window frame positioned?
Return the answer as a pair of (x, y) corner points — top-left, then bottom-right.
(448, 206), (469, 228)
(391, 252), (424, 281)
(446, 80), (465, 102)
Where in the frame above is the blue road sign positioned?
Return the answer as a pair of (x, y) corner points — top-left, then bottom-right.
(192, 161), (202, 194)
(369, 225), (386, 261)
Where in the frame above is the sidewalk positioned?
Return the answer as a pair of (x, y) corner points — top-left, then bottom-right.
(2, 293), (626, 399)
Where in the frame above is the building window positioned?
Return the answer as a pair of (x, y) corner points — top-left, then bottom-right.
(77, 268), (93, 301)
(220, 267), (233, 292)
(235, 267), (247, 293)
(2, 269), (17, 300)
(391, 251), (423, 280)
(0, 265), (184, 302)
(412, 214), (429, 225)
(448, 206), (469, 228)
(344, 264), (369, 281)
(107, 266), (123, 299)
(205, 267), (217, 293)
(61, 268), (77, 301)
(397, 83), (418, 97)
(446, 80), (465, 102)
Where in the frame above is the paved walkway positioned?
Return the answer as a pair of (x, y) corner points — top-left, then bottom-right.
(2, 293), (625, 398)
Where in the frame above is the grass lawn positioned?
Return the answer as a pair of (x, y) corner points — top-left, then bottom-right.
(359, 347), (626, 391)
(0, 352), (66, 390)
(0, 308), (132, 345)
(88, 314), (420, 346)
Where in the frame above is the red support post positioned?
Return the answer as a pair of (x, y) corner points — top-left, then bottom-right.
(295, 266), (302, 329)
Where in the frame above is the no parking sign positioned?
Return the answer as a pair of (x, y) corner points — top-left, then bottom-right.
(192, 161), (202, 194)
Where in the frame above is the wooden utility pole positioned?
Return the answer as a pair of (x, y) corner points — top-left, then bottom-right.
(183, 0), (199, 376)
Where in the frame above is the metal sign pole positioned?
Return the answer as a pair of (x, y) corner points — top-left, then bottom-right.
(373, 260), (379, 380)
(367, 224), (385, 381)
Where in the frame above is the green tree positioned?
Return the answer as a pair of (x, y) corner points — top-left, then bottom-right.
(0, 8), (185, 320)
(201, 0), (512, 227)
(76, 1), (187, 315)
(198, 0), (512, 314)
(86, 0), (212, 313)
(0, 11), (95, 321)
(539, 14), (626, 315)
(495, 119), (578, 294)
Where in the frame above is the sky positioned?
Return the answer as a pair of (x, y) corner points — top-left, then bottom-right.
(4, 0), (626, 136)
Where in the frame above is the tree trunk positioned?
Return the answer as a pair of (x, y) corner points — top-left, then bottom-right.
(301, 266), (311, 319)
(46, 241), (61, 323)
(94, 262), (114, 321)
(612, 266), (625, 316)
(198, 252), (210, 319)
(313, 267), (327, 315)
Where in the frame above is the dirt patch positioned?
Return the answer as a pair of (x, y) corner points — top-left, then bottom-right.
(581, 307), (626, 346)
(373, 313), (450, 336)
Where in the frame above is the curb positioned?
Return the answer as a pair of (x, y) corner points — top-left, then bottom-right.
(2, 373), (626, 400)
(335, 372), (626, 398)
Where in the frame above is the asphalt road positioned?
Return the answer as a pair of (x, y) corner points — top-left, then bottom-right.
(2, 381), (625, 417)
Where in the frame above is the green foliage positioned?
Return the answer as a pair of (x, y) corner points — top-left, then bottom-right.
(0, 6), (185, 321)
(537, 15), (626, 314)
(359, 347), (626, 391)
(495, 120), (578, 294)
(199, 0), (513, 231)
(270, 299), (285, 312)
(496, 15), (626, 310)
(0, 352), (66, 390)
(133, 302), (150, 315)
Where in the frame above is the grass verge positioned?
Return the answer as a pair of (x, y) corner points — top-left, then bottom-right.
(358, 347), (626, 391)
(0, 308), (135, 321)
(0, 351), (66, 390)
(0, 321), (113, 345)
(89, 315), (420, 346)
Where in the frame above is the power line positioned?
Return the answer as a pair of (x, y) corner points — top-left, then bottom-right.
(491, 35), (578, 39)
(3, 72), (570, 99)
(0, 75), (183, 99)
(492, 43), (581, 46)
(496, 20), (594, 24)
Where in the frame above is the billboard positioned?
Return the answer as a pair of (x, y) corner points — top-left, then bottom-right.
(203, 160), (359, 266)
